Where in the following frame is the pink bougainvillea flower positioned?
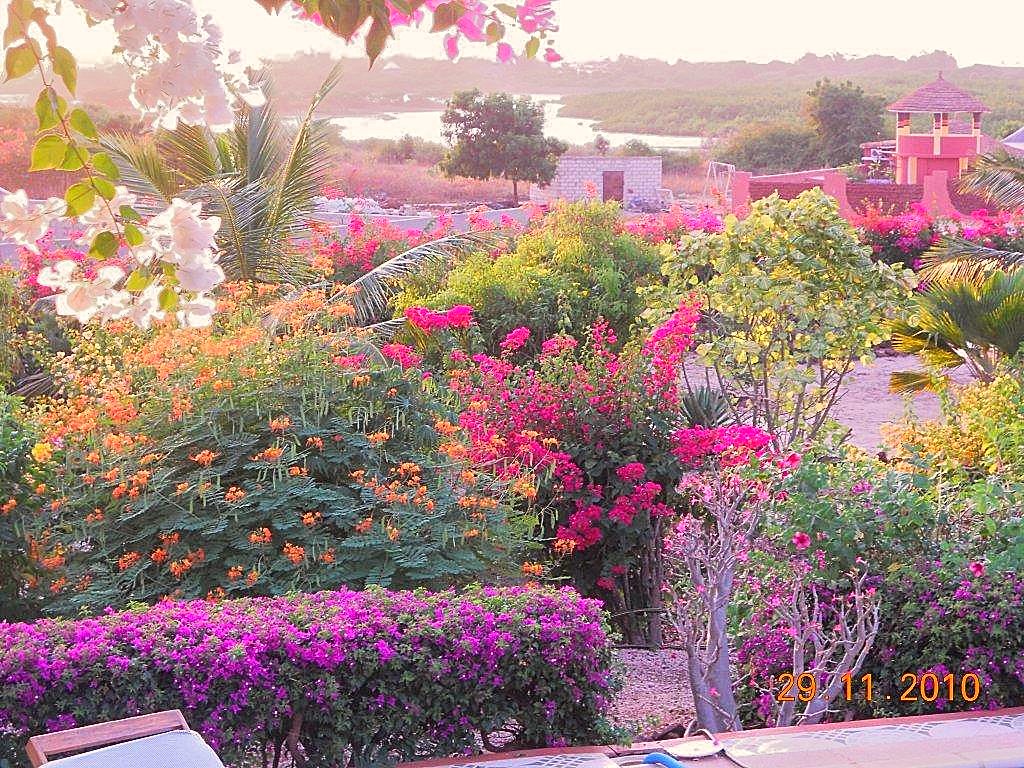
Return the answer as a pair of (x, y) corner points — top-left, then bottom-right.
(544, 47), (562, 63)
(445, 305), (474, 329)
(443, 32), (459, 59)
(380, 343), (423, 370)
(500, 326), (531, 353)
(968, 561), (986, 578)
(496, 42), (515, 62)
(615, 462), (646, 482)
(792, 531), (811, 550)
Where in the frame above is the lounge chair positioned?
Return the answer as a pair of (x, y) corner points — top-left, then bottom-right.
(25, 710), (223, 768)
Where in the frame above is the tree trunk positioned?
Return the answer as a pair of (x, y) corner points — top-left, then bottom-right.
(512, 178), (519, 205)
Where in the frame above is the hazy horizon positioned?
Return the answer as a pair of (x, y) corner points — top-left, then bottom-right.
(28, 0), (1024, 68)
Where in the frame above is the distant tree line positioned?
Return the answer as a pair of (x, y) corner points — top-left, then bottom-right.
(716, 80), (885, 174)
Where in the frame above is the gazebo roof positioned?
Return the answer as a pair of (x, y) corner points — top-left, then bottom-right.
(886, 74), (990, 114)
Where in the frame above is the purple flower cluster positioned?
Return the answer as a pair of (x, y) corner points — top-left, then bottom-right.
(0, 586), (620, 767)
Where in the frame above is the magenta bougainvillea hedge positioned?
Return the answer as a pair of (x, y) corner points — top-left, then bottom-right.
(0, 586), (621, 767)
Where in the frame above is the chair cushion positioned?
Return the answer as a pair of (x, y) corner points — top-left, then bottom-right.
(45, 731), (224, 768)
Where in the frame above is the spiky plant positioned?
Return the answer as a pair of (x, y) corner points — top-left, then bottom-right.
(101, 66), (342, 284)
(679, 386), (732, 428)
(889, 270), (1024, 393)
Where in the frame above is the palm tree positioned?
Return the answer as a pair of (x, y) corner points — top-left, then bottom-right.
(919, 152), (1024, 283)
(889, 270), (1024, 393)
(101, 67), (342, 284)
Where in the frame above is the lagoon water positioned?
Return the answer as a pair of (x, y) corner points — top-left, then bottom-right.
(329, 97), (704, 151)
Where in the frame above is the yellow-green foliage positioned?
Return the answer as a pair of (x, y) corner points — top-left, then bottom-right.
(884, 371), (1024, 476)
(650, 189), (914, 447)
(395, 200), (662, 353)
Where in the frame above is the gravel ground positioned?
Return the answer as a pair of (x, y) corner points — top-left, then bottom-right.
(608, 649), (695, 739)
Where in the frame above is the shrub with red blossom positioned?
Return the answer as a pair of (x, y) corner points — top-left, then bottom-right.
(437, 301), (776, 645)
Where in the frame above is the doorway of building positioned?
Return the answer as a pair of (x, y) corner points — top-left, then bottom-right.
(602, 171), (624, 202)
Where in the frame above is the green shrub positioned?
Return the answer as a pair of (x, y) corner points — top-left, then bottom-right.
(0, 392), (43, 622)
(649, 189), (912, 448)
(396, 200), (662, 355)
(18, 289), (524, 614)
(717, 122), (820, 174)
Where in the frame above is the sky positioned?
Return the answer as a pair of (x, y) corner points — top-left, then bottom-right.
(40, 0), (1024, 68)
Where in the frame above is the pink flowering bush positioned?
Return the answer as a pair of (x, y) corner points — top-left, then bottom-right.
(623, 203), (724, 244)
(855, 205), (1024, 270)
(854, 204), (940, 269)
(861, 563), (1024, 717)
(0, 586), (620, 767)
(438, 302), (745, 645)
(306, 217), (440, 284)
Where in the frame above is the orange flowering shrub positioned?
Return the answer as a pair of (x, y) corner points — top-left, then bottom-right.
(14, 286), (520, 614)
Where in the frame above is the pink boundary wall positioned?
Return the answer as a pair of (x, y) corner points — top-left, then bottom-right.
(733, 169), (966, 219)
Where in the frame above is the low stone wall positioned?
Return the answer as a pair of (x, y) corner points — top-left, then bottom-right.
(734, 170), (995, 219)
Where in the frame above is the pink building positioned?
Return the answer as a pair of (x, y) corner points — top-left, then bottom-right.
(886, 75), (989, 185)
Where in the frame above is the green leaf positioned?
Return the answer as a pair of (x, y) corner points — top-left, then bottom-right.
(51, 46), (77, 94)
(59, 143), (87, 171)
(119, 205), (141, 222)
(91, 151), (120, 180)
(29, 134), (67, 171)
(64, 182), (95, 217)
(123, 223), (144, 247)
(92, 177), (116, 200)
(525, 36), (540, 60)
(494, 3), (517, 18)
(69, 108), (98, 140)
(430, 1), (462, 32)
(158, 286), (179, 311)
(88, 230), (119, 260)
(5, 40), (38, 81)
(33, 87), (62, 130)
(124, 268), (153, 292)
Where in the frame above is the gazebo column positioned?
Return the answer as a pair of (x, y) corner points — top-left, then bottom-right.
(895, 112), (910, 184)
(973, 111), (983, 154)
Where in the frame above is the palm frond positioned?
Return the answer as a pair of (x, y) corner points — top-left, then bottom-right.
(889, 370), (944, 395)
(158, 124), (222, 187)
(189, 180), (277, 281)
(959, 151), (1024, 210)
(363, 317), (408, 342)
(264, 65), (343, 266)
(99, 132), (179, 208)
(340, 231), (507, 325)
(919, 237), (1024, 283)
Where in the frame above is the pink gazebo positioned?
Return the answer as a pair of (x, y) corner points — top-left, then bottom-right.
(887, 74), (990, 185)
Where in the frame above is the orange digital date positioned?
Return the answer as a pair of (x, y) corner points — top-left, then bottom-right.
(773, 672), (982, 703)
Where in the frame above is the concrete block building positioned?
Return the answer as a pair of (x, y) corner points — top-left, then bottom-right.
(529, 155), (663, 206)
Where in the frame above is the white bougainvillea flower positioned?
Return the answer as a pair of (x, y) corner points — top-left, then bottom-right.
(127, 282), (168, 330)
(36, 259), (79, 290)
(176, 294), (217, 328)
(148, 198), (222, 259)
(76, 186), (138, 246)
(175, 257), (225, 293)
(53, 265), (125, 324)
(0, 190), (63, 252)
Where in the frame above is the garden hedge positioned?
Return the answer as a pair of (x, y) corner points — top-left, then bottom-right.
(0, 586), (621, 767)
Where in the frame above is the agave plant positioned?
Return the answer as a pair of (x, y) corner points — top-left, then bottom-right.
(100, 66), (342, 284)
(889, 270), (1024, 393)
(920, 152), (1024, 283)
